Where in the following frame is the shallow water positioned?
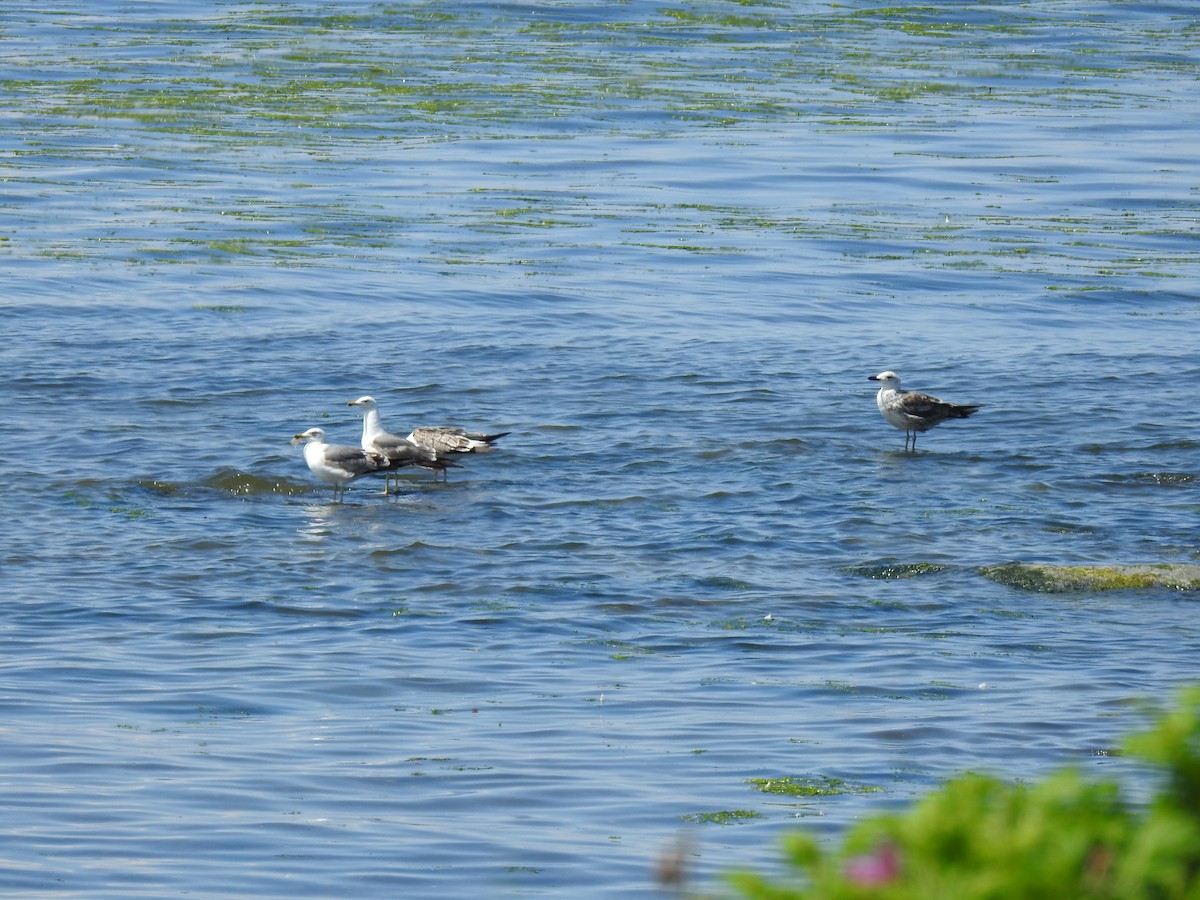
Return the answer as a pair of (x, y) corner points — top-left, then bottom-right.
(2, 2), (1200, 896)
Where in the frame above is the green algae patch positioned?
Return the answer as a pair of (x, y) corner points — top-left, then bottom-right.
(193, 303), (248, 313)
(748, 775), (882, 798)
(681, 809), (764, 825)
(980, 563), (1200, 593)
(844, 559), (948, 580)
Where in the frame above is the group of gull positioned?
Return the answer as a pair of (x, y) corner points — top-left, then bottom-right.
(292, 395), (508, 500)
(292, 374), (978, 499)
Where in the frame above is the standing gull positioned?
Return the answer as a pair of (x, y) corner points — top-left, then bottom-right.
(407, 423), (510, 459)
(347, 396), (460, 485)
(868, 371), (980, 451)
(291, 427), (392, 501)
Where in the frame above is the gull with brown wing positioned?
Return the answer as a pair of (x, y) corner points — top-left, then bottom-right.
(868, 371), (980, 451)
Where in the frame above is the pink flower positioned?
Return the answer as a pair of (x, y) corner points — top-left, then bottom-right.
(845, 843), (901, 886)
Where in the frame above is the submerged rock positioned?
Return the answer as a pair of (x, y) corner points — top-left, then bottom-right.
(204, 468), (308, 496)
(980, 562), (1200, 593)
(844, 560), (949, 580)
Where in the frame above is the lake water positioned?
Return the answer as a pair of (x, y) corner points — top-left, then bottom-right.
(2, 1), (1199, 896)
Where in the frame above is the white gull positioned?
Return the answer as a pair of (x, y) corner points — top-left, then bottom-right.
(868, 371), (980, 451)
(291, 427), (391, 500)
(347, 396), (460, 485)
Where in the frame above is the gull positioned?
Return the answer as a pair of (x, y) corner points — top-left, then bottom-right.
(868, 371), (980, 451)
(407, 424), (509, 458)
(291, 427), (392, 501)
(347, 396), (460, 486)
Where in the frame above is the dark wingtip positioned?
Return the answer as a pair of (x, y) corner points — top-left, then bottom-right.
(424, 457), (464, 471)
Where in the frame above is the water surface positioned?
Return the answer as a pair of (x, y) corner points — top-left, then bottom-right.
(2, 2), (1199, 896)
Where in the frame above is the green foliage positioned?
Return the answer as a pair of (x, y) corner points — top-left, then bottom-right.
(730, 688), (1200, 899)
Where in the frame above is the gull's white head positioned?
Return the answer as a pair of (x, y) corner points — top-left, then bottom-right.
(868, 371), (901, 390)
(291, 427), (326, 446)
(347, 396), (377, 410)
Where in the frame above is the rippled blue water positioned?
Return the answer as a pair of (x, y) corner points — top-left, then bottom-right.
(2, 2), (1199, 896)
